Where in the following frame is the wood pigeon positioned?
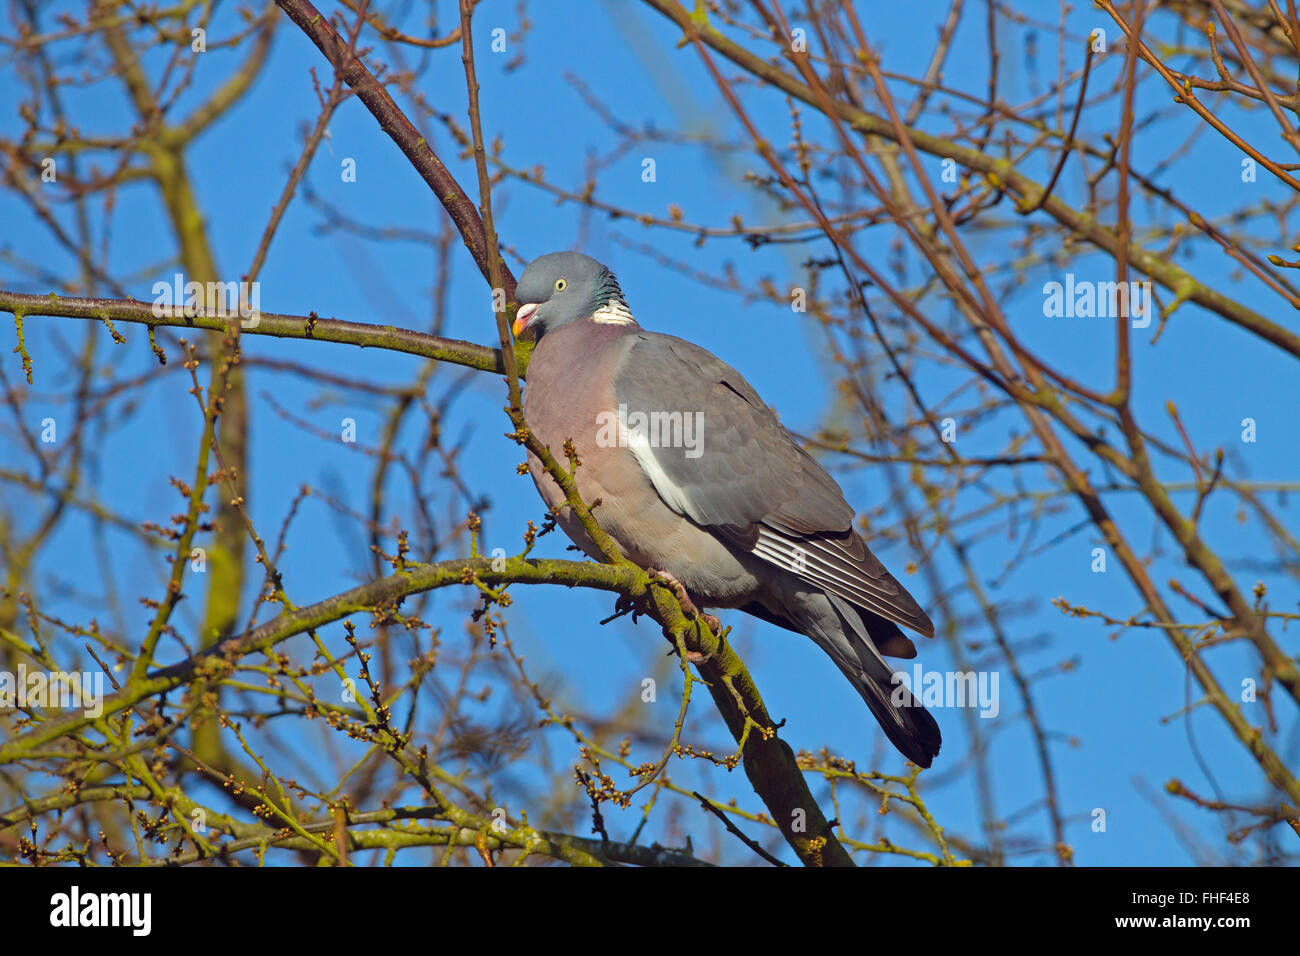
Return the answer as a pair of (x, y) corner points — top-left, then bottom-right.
(513, 251), (941, 767)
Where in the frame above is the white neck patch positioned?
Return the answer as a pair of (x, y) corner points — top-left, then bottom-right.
(591, 299), (637, 326)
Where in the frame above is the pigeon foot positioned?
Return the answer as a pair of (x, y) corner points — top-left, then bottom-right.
(646, 568), (723, 659)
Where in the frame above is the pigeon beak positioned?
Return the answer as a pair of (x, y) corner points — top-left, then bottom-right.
(512, 302), (539, 336)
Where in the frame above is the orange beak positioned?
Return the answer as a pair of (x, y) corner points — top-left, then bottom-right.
(512, 302), (539, 337)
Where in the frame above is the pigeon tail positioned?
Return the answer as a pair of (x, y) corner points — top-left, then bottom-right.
(758, 591), (942, 768)
(826, 592), (941, 767)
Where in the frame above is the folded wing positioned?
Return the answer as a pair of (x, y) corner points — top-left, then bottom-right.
(614, 333), (933, 637)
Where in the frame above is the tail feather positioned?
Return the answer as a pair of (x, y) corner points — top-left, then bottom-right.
(758, 591), (941, 767)
(829, 593), (941, 768)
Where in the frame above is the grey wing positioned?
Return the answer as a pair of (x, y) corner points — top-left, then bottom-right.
(615, 333), (934, 636)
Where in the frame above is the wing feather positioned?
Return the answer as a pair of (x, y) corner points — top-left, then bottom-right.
(615, 333), (933, 637)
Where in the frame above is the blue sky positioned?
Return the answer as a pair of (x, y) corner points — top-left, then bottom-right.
(2, 0), (1297, 865)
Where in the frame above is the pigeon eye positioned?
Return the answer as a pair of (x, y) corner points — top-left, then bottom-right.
(554, 278), (567, 292)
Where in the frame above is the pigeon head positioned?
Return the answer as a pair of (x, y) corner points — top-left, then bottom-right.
(512, 252), (635, 339)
